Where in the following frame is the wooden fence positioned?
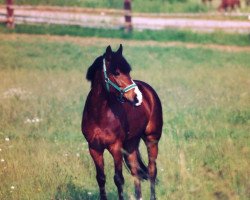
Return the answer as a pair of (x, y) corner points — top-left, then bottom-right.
(4, 0), (14, 28)
(0, 0), (133, 31)
(0, 1), (249, 33)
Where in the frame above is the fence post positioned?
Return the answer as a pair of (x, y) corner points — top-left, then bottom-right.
(124, 0), (132, 32)
(6, 0), (14, 29)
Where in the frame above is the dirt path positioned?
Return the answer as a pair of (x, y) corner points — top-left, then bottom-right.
(1, 33), (249, 52)
(0, 5), (249, 33)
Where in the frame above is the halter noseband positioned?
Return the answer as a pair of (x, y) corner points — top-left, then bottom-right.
(103, 58), (137, 102)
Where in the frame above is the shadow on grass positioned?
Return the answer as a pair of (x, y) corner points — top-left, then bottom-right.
(55, 181), (128, 200)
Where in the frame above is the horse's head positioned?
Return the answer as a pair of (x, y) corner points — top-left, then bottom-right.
(102, 45), (142, 106)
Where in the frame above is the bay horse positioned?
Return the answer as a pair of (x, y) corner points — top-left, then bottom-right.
(81, 45), (163, 200)
(218, 0), (240, 11)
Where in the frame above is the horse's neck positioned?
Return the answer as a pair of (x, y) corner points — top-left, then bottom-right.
(92, 83), (105, 97)
(90, 72), (119, 111)
(90, 75), (109, 107)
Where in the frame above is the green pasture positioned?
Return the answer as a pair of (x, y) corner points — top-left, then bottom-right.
(0, 33), (249, 200)
(1, 24), (249, 47)
(0, 0), (250, 13)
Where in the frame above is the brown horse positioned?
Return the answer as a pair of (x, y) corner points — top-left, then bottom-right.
(81, 45), (163, 200)
(218, 0), (240, 11)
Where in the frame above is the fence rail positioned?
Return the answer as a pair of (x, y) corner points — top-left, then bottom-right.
(0, 4), (249, 33)
(0, 1), (132, 30)
(0, 5), (125, 29)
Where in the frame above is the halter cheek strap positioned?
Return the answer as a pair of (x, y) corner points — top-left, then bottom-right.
(103, 59), (137, 101)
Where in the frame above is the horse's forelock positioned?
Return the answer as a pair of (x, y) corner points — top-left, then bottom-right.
(109, 54), (131, 74)
(86, 52), (132, 85)
(119, 56), (132, 73)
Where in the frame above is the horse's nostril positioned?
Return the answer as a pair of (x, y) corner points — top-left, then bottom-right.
(134, 96), (139, 104)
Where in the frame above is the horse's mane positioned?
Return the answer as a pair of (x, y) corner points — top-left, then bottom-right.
(86, 55), (103, 82)
(86, 53), (132, 85)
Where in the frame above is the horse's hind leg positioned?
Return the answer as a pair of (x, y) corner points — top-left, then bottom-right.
(144, 135), (160, 200)
(108, 143), (124, 200)
(89, 147), (107, 200)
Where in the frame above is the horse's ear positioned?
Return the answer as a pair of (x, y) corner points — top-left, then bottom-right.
(116, 44), (123, 55)
(105, 45), (112, 61)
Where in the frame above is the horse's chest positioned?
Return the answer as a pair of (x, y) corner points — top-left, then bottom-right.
(85, 112), (124, 147)
(112, 105), (148, 137)
(83, 103), (148, 147)
(88, 126), (119, 148)
(126, 111), (148, 136)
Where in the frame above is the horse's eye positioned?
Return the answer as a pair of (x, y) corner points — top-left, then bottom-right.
(114, 71), (120, 76)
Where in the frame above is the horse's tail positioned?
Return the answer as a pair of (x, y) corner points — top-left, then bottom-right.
(123, 149), (149, 181)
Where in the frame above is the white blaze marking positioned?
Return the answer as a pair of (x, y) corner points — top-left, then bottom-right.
(134, 86), (143, 106)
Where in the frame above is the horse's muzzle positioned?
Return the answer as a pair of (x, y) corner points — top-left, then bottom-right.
(124, 86), (142, 106)
(134, 86), (143, 106)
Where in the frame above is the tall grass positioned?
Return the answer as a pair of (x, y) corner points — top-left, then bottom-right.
(0, 34), (249, 199)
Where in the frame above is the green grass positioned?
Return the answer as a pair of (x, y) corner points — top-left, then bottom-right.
(0, 0), (207, 13)
(0, 33), (249, 200)
(1, 24), (249, 47)
(1, 0), (250, 13)
(0, 0), (249, 13)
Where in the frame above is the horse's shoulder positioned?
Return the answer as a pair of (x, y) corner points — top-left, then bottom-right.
(134, 79), (162, 113)
(134, 80), (160, 99)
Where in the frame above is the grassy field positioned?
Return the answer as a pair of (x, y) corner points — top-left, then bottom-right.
(0, 0), (249, 13)
(0, 33), (249, 200)
(1, 24), (250, 47)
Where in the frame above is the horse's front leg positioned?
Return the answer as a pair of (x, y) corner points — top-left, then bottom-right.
(108, 143), (124, 200)
(89, 147), (107, 200)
